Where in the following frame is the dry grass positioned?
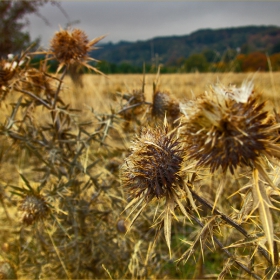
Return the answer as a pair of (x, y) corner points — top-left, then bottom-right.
(1, 32), (280, 279)
(65, 72), (280, 110)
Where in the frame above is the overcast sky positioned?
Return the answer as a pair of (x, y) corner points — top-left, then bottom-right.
(25, 1), (280, 48)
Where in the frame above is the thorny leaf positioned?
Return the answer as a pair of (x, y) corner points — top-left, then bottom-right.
(252, 168), (275, 264)
(177, 215), (217, 264)
(164, 196), (174, 258)
(218, 257), (235, 280)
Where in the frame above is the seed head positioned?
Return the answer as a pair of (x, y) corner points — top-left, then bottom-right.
(49, 28), (105, 73)
(180, 81), (278, 174)
(152, 90), (180, 124)
(121, 125), (186, 200)
(121, 89), (146, 121)
(19, 194), (49, 225)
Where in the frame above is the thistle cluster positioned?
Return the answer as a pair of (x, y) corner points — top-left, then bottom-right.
(180, 81), (279, 174)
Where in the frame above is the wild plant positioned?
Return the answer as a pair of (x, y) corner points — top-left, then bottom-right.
(0, 25), (280, 280)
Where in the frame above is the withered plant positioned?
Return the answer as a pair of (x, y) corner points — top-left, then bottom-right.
(1, 25), (280, 280)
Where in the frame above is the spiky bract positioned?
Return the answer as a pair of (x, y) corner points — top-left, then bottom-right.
(121, 126), (186, 200)
(19, 194), (49, 225)
(180, 82), (279, 174)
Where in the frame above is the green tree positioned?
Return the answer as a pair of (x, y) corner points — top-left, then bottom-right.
(203, 49), (220, 63)
(184, 53), (209, 73)
(0, 0), (63, 58)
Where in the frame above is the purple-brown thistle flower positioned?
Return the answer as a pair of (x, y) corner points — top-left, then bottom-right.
(180, 81), (280, 174)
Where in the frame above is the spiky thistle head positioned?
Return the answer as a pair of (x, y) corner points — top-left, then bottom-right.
(121, 124), (186, 200)
(180, 81), (280, 174)
(19, 194), (49, 225)
(120, 89), (146, 121)
(49, 28), (105, 73)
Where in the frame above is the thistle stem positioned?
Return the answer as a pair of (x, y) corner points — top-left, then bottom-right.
(53, 66), (67, 109)
(14, 87), (52, 109)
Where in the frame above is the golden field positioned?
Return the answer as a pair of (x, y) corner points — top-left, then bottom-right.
(2, 70), (280, 279)
(64, 72), (280, 112)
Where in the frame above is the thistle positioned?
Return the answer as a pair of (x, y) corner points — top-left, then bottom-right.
(121, 125), (185, 200)
(180, 81), (280, 174)
(121, 122), (195, 256)
(48, 28), (106, 73)
(152, 90), (180, 125)
(20, 68), (56, 101)
(120, 89), (146, 121)
(19, 194), (49, 225)
(180, 80), (280, 264)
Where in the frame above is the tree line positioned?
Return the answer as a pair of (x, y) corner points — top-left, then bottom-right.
(93, 49), (280, 74)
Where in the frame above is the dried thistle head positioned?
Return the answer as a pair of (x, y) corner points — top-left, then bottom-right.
(20, 68), (56, 100)
(0, 59), (18, 99)
(0, 59), (16, 86)
(180, 81), (280, 174)
(121, 124), (186, 200)
(49, 28), (105, 73)
(19, 194), (49, 225)
(121, 123), (196, 257)
(152, 90), (180, 124)
(121, 89), (146, 121)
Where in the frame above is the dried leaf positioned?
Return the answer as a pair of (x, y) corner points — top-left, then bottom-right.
(177, 216), (216, 264)
(183, 181), (200, 218)
(172, 189), (192, 222)
(164, 197), (173, 258)
(252, 168), (275, 264)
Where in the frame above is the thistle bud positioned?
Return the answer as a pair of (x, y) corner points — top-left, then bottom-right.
(19, 194), (49, 225)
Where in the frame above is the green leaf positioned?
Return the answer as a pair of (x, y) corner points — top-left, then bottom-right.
(19, 173), (33, 193)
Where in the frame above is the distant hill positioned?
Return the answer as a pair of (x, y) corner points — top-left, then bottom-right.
(91, 25), (280, 67)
